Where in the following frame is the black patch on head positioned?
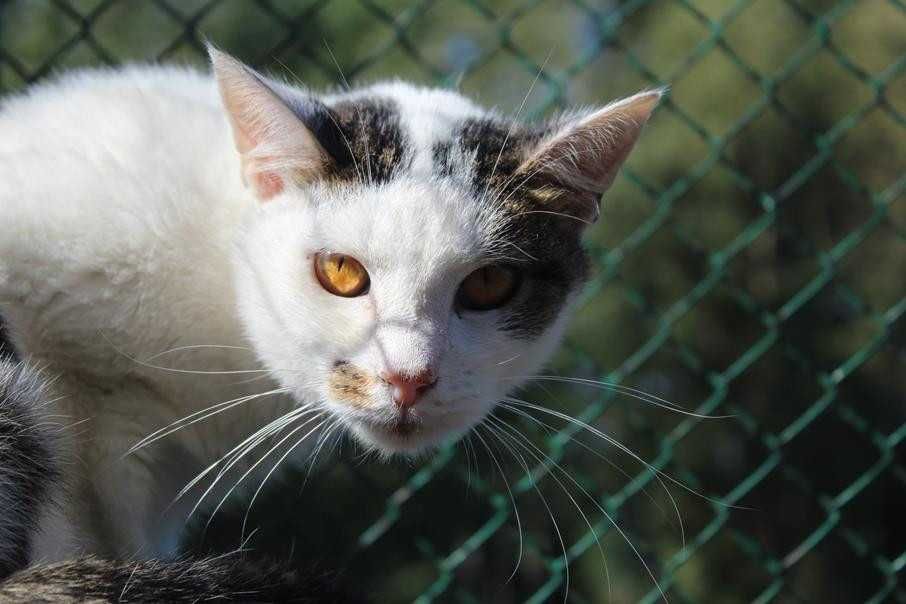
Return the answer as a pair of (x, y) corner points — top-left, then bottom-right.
(432, 139), (454, 179)
(439, 117), (592, 339)
(433, 117), (547, 197)
(0, 362), (58, 579)
(289, 96), (409, 185)
(0, 554), (367, 603)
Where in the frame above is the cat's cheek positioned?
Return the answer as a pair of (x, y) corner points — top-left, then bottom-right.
(326, 362), (376, 410)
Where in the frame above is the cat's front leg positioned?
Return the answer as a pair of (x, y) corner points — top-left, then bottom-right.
(29, 385), (206, 563)
(30, 446), (187, 563)
(94, 448), (199, 559)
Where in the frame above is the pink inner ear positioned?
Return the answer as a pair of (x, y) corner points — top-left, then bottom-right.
(253, 171), (284, 200)
(521, 90), (662, 197)
(211, 48), (330, 203)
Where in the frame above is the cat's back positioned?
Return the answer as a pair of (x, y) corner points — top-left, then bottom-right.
(0, 65), (246, 367)
(0, 64), (223, 160)
(0, 65), (239, 215)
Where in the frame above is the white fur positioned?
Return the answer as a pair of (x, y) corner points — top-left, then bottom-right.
(0, 62), (573, 561)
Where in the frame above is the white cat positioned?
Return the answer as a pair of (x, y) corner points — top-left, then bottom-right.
(0, 46), (659, 568)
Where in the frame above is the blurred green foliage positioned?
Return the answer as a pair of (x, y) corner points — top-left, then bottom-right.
(1, 0), (903, 602)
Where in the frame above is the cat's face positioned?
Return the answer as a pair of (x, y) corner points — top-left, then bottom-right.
(212, 48), (659, 455)
(233, 177), (577, 454)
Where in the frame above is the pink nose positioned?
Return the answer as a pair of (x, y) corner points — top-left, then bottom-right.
(380, 369), (437, 409)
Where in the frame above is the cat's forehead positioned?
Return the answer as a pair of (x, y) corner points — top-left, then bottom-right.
(312, 177), (496, 272)
(316, 82), (538, 188)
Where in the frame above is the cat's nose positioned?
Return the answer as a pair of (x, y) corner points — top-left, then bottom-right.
(380, 369), (437, 409)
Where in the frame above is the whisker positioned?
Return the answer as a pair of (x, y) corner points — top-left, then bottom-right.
(198, 412), (327, 528)
(317, 59), (365, 185)
(479, 48), (553, 208)
(512, 389), (695, 553)
(243, 417), (349, 540)
(323, 40), (352, 91)
(487, 418), (617, 601)
(144, 344), (253, 362)
(101, 333), (275, 376)
(171, 405), (319, 512)
(126, 387), (291, 456)
(496, 353), (523, 366)
(301, 417), (343, 488)
(496, 240), (539, 262)
(499, 402), (679, 538)
(477, 420), (571, 600)
(241, 416), (341, 539)
(472, 426), (525, 584)
(487, 416), (627, 603)
(461, 431), (478, 492)
(235, 415), (335, 538)
(321, 422), (344, 470)
(510, 375), (733, 419)
(231, 372), (281, 386)
(505, 399), (746, 511)
(514, 209), (594, 225)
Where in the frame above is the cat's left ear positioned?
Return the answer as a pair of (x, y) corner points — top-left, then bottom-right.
(517, 89), (663, 222)
(208, 46), (330, 201)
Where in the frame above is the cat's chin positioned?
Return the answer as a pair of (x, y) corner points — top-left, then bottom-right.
(347, 417), (462, 457)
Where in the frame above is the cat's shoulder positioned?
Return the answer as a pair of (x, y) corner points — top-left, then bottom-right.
(0, 63), (223, 160)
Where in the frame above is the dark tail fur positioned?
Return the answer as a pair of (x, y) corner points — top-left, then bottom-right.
(0, 360), (59, 579)
(0, 554), (363, 603)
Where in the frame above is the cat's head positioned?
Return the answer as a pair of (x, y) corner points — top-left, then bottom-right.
(210, 48), (660, 455)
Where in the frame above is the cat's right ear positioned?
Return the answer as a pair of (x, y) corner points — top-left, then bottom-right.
(208, 46), (329, 201)
(515, 89), (662, 223)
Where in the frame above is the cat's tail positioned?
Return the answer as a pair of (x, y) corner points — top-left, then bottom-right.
(0, 360), (59, 580)
(0, 554), (365, 603)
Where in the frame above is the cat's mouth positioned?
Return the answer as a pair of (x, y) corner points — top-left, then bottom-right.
(348, 413), (444, 454)
(389, 416), (419, 436)
(364, 415), (420, 438)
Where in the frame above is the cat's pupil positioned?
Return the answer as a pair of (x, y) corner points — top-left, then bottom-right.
(315, 253), (369, 298)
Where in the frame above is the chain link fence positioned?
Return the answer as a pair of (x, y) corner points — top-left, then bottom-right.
(1, 1), (904, 602)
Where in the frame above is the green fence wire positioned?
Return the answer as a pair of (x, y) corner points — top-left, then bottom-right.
(1, 1), (903, 602)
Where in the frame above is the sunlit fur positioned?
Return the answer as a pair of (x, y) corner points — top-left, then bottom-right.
(0, 50), (657, 564)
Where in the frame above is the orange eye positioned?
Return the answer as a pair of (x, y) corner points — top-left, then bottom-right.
(457, 265), (521, 311)
(314, 253), (370, 298)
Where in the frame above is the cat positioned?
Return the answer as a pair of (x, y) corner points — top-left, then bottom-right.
(0, 44), (659, 595)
